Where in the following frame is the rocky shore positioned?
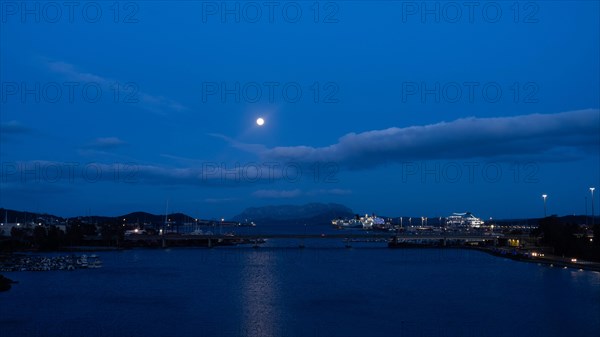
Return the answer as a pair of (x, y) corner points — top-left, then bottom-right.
(476, 247), (600, 272)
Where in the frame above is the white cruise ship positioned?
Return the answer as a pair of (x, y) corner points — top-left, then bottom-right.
(446, 212), (485, 228)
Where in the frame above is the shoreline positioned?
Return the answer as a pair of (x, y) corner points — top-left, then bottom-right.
(3, 243), (600, 273)
(471, 247), (600, 272)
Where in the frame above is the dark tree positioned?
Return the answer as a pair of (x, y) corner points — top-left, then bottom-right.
(10, 227), (26, 240)
(100, 222), (125, 246)
(538, 216), (585, 256)
(32, 226), (47, 248)
(66, 223), (84, 245)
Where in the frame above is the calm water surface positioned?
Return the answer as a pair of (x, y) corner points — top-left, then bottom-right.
(1, 240), (599, 337)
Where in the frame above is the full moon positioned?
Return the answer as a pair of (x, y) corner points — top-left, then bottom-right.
(256, 117), (265, 126)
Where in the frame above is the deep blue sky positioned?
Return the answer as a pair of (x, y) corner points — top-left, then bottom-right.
(1, 1), (599, 219)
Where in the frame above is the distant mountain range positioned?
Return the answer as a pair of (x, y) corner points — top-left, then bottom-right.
(0, 206), (596, 226)
(0, 203), (355, 226)
(0, 208), (196, 225)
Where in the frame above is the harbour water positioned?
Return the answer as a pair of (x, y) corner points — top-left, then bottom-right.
(1, 240), (599, 337)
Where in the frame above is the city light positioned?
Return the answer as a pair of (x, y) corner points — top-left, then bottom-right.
(542, 194), (548, 217)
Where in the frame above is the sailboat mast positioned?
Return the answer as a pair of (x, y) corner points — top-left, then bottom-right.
(163, 199), (169, 235)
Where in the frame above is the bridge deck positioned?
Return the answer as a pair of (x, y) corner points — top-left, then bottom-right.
(126, 233), (508, 241)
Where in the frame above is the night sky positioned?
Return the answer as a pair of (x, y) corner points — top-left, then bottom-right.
(1, 1), (599, 219)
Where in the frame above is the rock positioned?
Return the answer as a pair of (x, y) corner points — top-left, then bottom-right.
(0, 274), (16, 292)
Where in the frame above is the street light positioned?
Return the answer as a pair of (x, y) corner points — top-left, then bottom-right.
(542, 194), (548, 217)
(590, 187), (596, 227)
(585, 196), (589, 226)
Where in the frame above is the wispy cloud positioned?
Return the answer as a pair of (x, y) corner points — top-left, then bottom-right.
(204, 197), (237, 203)
(247, 109), (599, 169)
(307, 188), (352, 196)
(6, 110), (596, 189)
(0, 181), (73, 195)
(251, 188), (351, 199)
(0, 120), (31, 134)
(46, 61), (106, 83)
(252, 189), (303, 199)
(45, 60), (187, 114)
(208, 133), (267, 153)
(0, 121), (32, 144)
(0, 161), (295, 186)
(84, 137), (127, 150)
(160, 154), (207, 165)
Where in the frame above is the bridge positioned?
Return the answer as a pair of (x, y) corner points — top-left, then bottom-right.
(123, 232), (522, 248)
